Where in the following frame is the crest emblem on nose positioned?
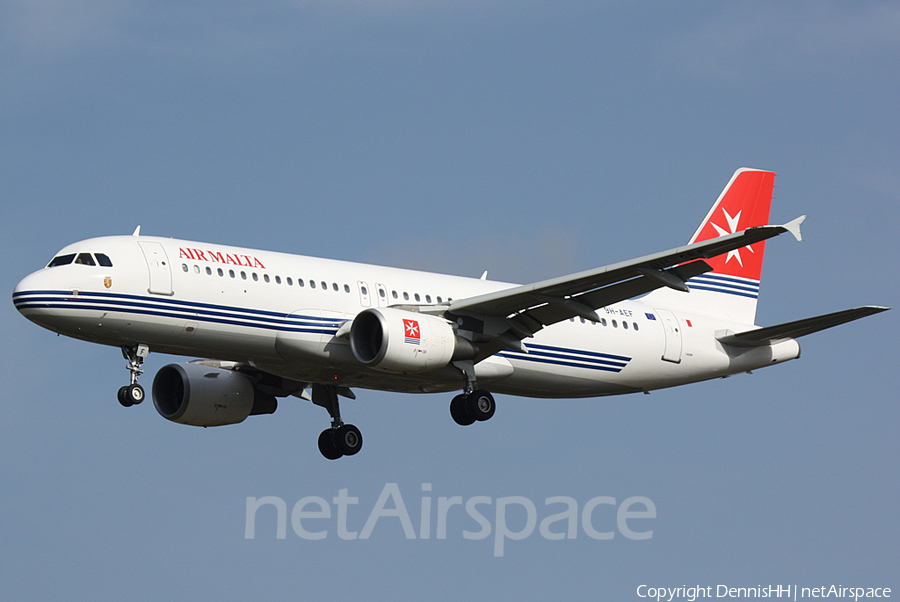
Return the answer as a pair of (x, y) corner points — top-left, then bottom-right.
(104, 277), (112, 289)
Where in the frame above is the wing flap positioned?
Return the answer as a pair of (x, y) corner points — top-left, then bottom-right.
(520, 261), (712, 328)
(717, 306), (890, 347)
(469, 262), (714, 363)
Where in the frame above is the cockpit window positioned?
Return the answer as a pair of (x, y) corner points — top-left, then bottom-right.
(48, 254), (76, 267)
(48, 252), (113, 268)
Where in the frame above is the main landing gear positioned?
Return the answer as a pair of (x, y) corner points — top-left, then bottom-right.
(313, 384), (363, 460)
(449, 389), (496, 426)
(118, 344), (149, 407)
(448, 359), (496, 426)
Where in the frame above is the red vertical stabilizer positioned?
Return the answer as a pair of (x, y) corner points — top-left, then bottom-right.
(688, 168), (775, 281)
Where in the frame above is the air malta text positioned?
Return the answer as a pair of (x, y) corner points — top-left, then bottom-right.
(179, 248), (267, 269)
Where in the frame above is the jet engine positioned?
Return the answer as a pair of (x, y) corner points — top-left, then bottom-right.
(349, 307), (476, 373)
(152, 362), (277, 427)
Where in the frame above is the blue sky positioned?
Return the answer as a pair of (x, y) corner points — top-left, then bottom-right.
(2, 1), (897, 599)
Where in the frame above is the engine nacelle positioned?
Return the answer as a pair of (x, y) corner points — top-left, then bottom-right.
(152, 362), (277, 427)
(349, 307), (475, 373)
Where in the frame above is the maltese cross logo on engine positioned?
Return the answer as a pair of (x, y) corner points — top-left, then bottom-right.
(403, 319), (420, 344)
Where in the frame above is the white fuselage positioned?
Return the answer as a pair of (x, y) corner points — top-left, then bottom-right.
(13, 234), (801, 399)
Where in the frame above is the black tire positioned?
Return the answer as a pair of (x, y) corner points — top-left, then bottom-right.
(467, 389), (495, 421)
(450, 394), (476, 426)
(335, 424), (363, 456)
(127, 384), (145, 405)
(118, 386), (133, 407)
(318, 429), (343, 460)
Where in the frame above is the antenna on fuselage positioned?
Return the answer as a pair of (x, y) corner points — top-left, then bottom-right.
(132, 226), (141, 237)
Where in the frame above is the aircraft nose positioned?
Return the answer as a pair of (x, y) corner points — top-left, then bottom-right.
(12, 271), (53, 316)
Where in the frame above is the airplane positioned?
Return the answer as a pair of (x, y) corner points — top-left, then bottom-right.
(13, 168), (888, 459)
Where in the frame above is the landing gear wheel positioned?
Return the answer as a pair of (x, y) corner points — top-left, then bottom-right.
(118, 386), (133, 407)
(467, 389), (495, 421)
(126, 383), (144, 405)
(318, 429), (343, 460)
(450, 394), (476, 426)
(335, 424), (363, 456)
(119, 384), (144, 407)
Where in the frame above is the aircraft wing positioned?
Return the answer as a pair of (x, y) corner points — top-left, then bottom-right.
(716, 306), (890, 347)
(447, 218), (805, 358)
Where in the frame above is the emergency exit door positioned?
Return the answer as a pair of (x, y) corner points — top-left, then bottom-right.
(655, 308), (682, 363)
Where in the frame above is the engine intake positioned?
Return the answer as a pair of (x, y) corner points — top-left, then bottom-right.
(349, 307), (476, 373)
(152, 362), (277, 427)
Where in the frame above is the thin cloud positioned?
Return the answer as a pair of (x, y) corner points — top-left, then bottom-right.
(660, 1), (900, 81)
(1, 0), (491, 57)
(2, 0), (127, 55)
(369, 226), (584, 284)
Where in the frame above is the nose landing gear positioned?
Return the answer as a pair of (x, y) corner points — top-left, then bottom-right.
(118, 344), (149, 407)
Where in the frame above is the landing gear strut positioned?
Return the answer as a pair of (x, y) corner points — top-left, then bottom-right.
(312, 384), (363, 460)
(118, 344), (149, 407)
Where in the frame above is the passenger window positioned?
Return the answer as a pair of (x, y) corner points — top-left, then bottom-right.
(310, 281), (316, 289)
(275, 275), (281, 284)
(252, 273), (258, 282)
(182, 264), (189, 272)
(403, 292), (409, 301)
(332, 283), (338, 291)
(206, 267), (212, 275)
(75, 253), (95, 266)
(392, 291), (398, 299)
(95, 253), (113, 267)
(379, 289), (386, 298)
(633, 322), (639, 331)
(264, 274), (270, 283)
(345, 284), (352, 293)
(48, 254), (76, 267)
(414, 293), (421, 302)
(287, 277), (293, 286)
(361, 286), (368, 295)
(299, 279), (305, 287)
(241, 271), (247, 280)
(193, 265), (200, 274)
(623, 321), (629, 330)
(218, 268), (224, 277)
(437, 296), (442, 303)
(612, 320), (618, 328)
(321, 281), (327, 290)
(229, 269), (235, 278)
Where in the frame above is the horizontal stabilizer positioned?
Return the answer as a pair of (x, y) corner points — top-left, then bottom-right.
(717, 306), (889, 347)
